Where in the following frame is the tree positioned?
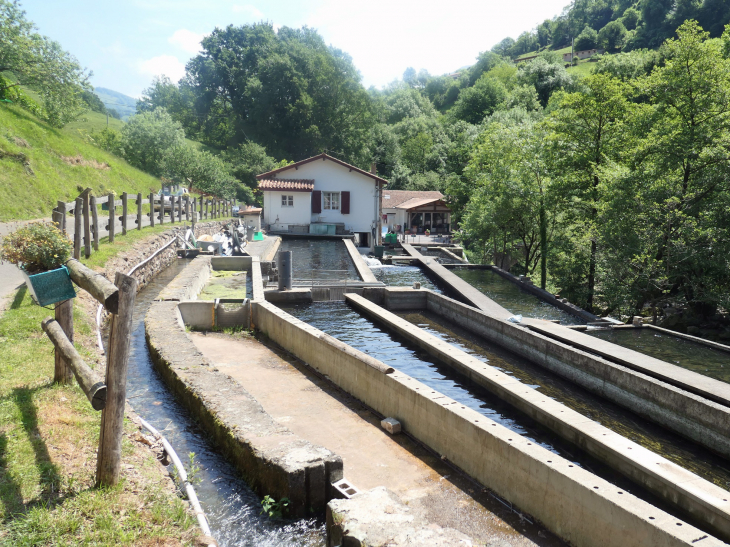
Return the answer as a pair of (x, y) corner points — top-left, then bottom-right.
(598, 20), (629, 51)
(450, 75), (506, 124)
(161, 145), (240, 199)
(545, 73), (633, 311)
(121, 107), (185, 175)
(600, 21), (730, 316)
(622, 7), (641, 31)
(0, 0), (90, 127)
(537, 20), (552, 48)
(575, 25), (599, 51)
(517, 57), (573, 107)
(223, 141), (278, 195)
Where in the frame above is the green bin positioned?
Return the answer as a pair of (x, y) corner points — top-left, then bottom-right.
(374, 245), (384, 258)
(254, 231), (264, 241)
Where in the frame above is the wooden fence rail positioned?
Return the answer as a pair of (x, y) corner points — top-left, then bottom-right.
(53, 188), (233, 261)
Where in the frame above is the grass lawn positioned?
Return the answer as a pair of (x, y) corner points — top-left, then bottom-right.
(0, 227), (199, 545)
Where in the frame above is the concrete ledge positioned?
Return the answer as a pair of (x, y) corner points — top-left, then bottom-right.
(157, 255), (212, 301)
(252, 299), (722, 547)
(644, 324), (730, 354)
(326, 487), (472, 546)
(250, 257), (265, 302)
(264, 288), (313, 304)
(523, 319), (730, 409)
(145, 300), (342, 515)
(178, 300), (251, 330)
(345, 293), (730, 541)
(400, 243), (512, 319)
(211, 256), (253, 271)
(343, 239), (378, 284)
(424, 292), (730, 460)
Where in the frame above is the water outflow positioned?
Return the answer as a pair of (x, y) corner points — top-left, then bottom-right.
(127, 261), (325, 547)
(399, 310), (730, 491)
(587, 328), (730, 384)
(452, 268), (585, 325)
(277, 239), (358, 281)
(280, 301), (709, 512)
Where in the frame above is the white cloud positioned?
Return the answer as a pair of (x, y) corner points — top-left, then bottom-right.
(168, 28), (207, 53)
(138, 55), (187, 82)
(232, 4), (264, 19)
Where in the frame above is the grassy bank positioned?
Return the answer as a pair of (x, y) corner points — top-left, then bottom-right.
(0, 229), (198, 545)
(0, 104), (161, 222)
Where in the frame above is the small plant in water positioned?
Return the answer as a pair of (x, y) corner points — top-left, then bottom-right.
(261, 495), (290, 519)
(186, 452), (201, 485)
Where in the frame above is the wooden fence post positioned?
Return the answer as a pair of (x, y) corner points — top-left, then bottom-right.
(74, 198), (82, 260)
(170, 196), (176, 224)
(54, 300), (74, 384)
(96, 272), (138, 487)
(121, 192), (128, 236)
(108, 193), (115, 243)
(185, 196), (190, 222)
(137, 193), (142, 230)
(159, 194), (164, 225)
(90, 196), (99, 251)
(178, 196), (183, 222)
(204, 199), (208, 220)
(149, 192), (155, 228)
(57, 201), (67, 233)
(83, 191), (91, 259)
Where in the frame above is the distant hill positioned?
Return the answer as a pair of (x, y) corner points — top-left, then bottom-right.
(94, 87), (137, 121)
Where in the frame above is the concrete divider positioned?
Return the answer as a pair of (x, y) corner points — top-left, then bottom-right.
(400, 243), (512, 318)
(343, 239), (378, 284)
(157, 255), (212, 301)
(421, 292), (730, 460)
(345, 293), (730, 541)
(251, 299), (724, 547)
(178, 300), (250, 330)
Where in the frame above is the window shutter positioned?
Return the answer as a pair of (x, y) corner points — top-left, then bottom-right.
(312, 191), (321, 213)
(341, 191), (350, 214)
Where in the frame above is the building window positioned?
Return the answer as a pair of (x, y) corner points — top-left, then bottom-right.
(281, 195), (294, 207)
(323, 192), (340, 210)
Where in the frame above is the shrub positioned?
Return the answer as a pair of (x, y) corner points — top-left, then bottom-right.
(0, 222), (73, 274)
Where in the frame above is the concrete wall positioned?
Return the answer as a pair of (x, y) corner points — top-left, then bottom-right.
(342, 239), (378, 284)
(178, 300), (251, 330)
(251, 299), (721, 547)
(263, 190), (311, 231)
(345, 293), (730, 541)
(424, 292), (730, 459)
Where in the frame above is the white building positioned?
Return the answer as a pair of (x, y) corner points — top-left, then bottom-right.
(257, 153), (388, 248)
(381, 190), (452, 235)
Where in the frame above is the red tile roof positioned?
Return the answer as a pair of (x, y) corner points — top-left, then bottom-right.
(258, 179), (314, 192)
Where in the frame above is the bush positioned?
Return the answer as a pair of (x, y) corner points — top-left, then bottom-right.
(0, 222), (73, 274)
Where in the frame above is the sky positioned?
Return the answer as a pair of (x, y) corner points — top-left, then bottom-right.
(19, 0), (570, 99)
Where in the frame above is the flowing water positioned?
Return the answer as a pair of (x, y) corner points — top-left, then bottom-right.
(280, 301), (730, 518)
(127, 260), (325, 546)
(371, 264), (442, 293)
(451, 268), (585, 325)
(587, 328), (730, 384)
(397, 311), (730, 491)
(277, 239), (359, 281)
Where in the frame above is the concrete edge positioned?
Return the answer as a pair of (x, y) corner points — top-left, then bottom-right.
(345, 292), (730, 541)
(343, 238), (378, 284)
(144, 300), (343, 515)
(644, 324), (730, 354)
(157, 255), (212, 301)
(423, 291), (730, 459)
(251, 257), (265, 302)
(251, 298), (722, 547)
(263, 236), (282, 262)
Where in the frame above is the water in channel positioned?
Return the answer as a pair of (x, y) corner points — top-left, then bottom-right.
(127, 260), (325, 547)
(279, 301), (730, 520)
(587, 328), (730, 384)
(371, 264), (442, 293)
(397, 310), (730, 491)
(451, 268), (585, 325)
(277, 238), (359, 281)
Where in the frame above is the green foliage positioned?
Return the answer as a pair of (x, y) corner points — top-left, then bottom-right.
(260, 495), (290, 519)
(80, 90), (106, 114)
(450, 75), (507, 124)
(599, 20), (629, 50)
(161, 144), (238, 198)
(90, 127), (124, 156)
(622, 7), (641, 30)
(518, 57), (573, 107)
(121, 107), (185, 175)
(0, 0), (90, 127)
(576, 25), (599, 51)
(0, 221), (72, 273)
(223, 141), (278, 198)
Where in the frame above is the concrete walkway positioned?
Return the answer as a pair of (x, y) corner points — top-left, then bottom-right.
(0, 219), (50, 311)
(189, 331), (560, 546)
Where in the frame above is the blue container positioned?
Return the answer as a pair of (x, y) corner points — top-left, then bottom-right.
(22, 266), (76, 307)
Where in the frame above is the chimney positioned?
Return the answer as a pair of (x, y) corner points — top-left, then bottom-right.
(371, 162), (377, 175)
